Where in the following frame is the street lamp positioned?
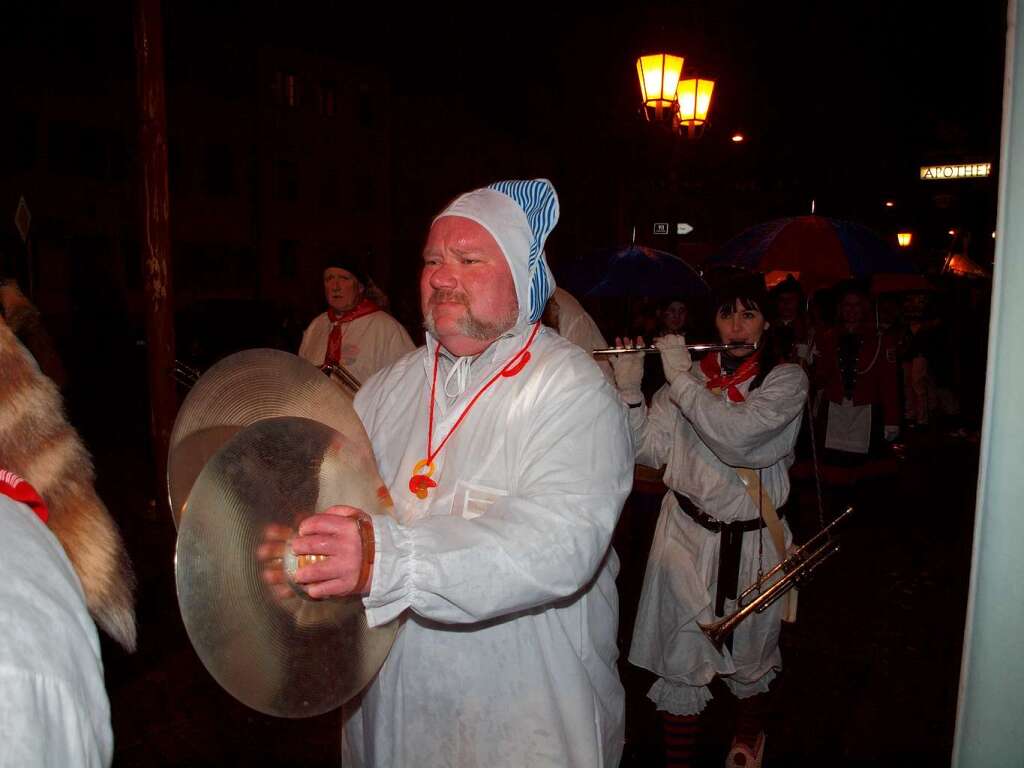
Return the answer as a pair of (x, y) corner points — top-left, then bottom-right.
(636, 54), (684, 122)
(676, 77), (715, 137)
(897, 232), (913, 248)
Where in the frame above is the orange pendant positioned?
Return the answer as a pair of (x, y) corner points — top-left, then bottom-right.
(408, 458), (437, 500)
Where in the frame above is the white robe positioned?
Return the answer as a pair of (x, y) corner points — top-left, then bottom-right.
(345, 325), (633, 767)
(551, 287), (614, 383)
(0, 496), (113, 767)
(297, 309), (415, 385)
(626, 361), (807, 715)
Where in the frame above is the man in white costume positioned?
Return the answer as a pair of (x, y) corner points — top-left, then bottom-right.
(0, 475), (113, 768)
(298, 255), (414, 384)
(544, 286), (614, 383)
(290, 179), (633, 767)
(610, 273), (807, 768)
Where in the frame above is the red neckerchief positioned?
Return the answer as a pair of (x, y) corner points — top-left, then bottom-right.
(408, 321), (541, 500)
(700, 349), (761, 403)
(324, 298), (380, 366)
(0, 469), (48, 524)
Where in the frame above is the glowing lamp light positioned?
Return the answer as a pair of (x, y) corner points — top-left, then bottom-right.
(637, 54), (685, 113)
(731, 133), (745, 143)
(948, 229), (957, 236)
(884, 200), (895, 208)
(897, 232), (913, 248)
(676, 77), (715, 126)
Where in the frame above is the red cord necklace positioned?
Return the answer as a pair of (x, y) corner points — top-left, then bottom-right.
(408, 321), (541, 500)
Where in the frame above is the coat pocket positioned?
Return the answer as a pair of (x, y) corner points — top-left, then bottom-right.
(450, 480), (508, 520)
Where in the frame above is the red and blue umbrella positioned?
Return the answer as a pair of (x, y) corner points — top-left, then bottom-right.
(707, 216), (917, 293)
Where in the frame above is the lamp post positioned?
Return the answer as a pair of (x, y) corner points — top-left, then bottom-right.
(636, 53), (684, 124)
(676, 77), (715, 138)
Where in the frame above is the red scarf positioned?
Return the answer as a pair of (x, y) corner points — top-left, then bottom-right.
(0, 469), (48, 524)
(324, 298), (380, 366)
(700, 350), (761, 403)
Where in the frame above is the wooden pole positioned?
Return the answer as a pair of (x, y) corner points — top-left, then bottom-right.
(134, 0), (176, 511)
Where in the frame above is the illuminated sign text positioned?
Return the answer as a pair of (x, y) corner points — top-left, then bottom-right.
(920, 163), (991, 180)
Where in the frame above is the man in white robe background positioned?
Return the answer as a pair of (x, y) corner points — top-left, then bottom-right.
(289, 179), (633, 767)
(298, 255), (414, 385)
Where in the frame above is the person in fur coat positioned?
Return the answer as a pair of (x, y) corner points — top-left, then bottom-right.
(0, 303), (136, 651)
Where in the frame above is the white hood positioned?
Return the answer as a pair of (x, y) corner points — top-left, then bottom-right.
(433, 179), (559, 332)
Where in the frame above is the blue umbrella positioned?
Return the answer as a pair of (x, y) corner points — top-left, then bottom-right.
(561, 245), (710, 300)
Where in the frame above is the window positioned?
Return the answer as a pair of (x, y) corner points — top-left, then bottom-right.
(107, 131), (128, 181)
(357, 85), (374, 127)
(286, 74), (298, 108)
(317, 82), (336, 117)
(320, 167), (340, 208)
(278, 240), (298, 279)
(0, 113), (37, 174)
(203, 144), (237, 197)
(273, 158), (300, 202)
(168, 140), (187, 197)
(354, 176), (376, 213)
(271, 71), (300, 109)
(122, 237), (141, 290)
(48, 121), (105, 178)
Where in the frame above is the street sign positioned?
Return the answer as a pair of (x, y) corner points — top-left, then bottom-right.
(14, 196), (30, 243)
(653, 222), (669, 235)
(676, 222), (694, 235)
(920, 163), (991, 181)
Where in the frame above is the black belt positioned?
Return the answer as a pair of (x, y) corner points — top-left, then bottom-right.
(673, 491), (785, 619)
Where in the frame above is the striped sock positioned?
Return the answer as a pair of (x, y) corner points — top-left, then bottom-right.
(661, 711), (701, 768)
(733, 692), (768, 751)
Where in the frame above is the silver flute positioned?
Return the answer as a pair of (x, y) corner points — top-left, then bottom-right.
(592, 342), (757, 357)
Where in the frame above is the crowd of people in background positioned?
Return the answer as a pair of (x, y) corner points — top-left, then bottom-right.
(610, 269), (986, 454)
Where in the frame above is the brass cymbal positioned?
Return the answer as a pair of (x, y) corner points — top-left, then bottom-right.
(175, 415), (398, 718)
(168, 349), (366, 527)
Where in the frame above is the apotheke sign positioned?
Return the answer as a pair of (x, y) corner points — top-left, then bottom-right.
(919, 163), (991, 181)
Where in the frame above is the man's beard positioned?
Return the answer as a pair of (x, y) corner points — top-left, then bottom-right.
(423, 289), (518, 342)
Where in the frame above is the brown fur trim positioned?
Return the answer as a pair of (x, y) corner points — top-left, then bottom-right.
(0, 319), (137, 651)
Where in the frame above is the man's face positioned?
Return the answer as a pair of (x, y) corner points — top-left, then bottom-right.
(840, 293), (867, 327)
(324, 267), (363, 313)
(715, 299), (767, 358)
(776, 291), (800, 322)
(420, 216), (519, 357)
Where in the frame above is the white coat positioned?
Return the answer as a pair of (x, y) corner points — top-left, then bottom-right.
(298, 309), (415, 385)
(551, 287), (614, 383)
(626, 360), (807, 715)
(0, 496), (113, 767)
(344, 321), (633, 767)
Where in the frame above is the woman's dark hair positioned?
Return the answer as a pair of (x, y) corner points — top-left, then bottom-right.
(711, 272), (795, 391)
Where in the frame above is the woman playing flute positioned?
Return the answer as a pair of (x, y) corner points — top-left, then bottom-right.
(610, 273), (808, 768)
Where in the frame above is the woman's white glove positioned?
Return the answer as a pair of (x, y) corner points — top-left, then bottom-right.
(609, 336), (645, 402)
(655, 334), (692, 384)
